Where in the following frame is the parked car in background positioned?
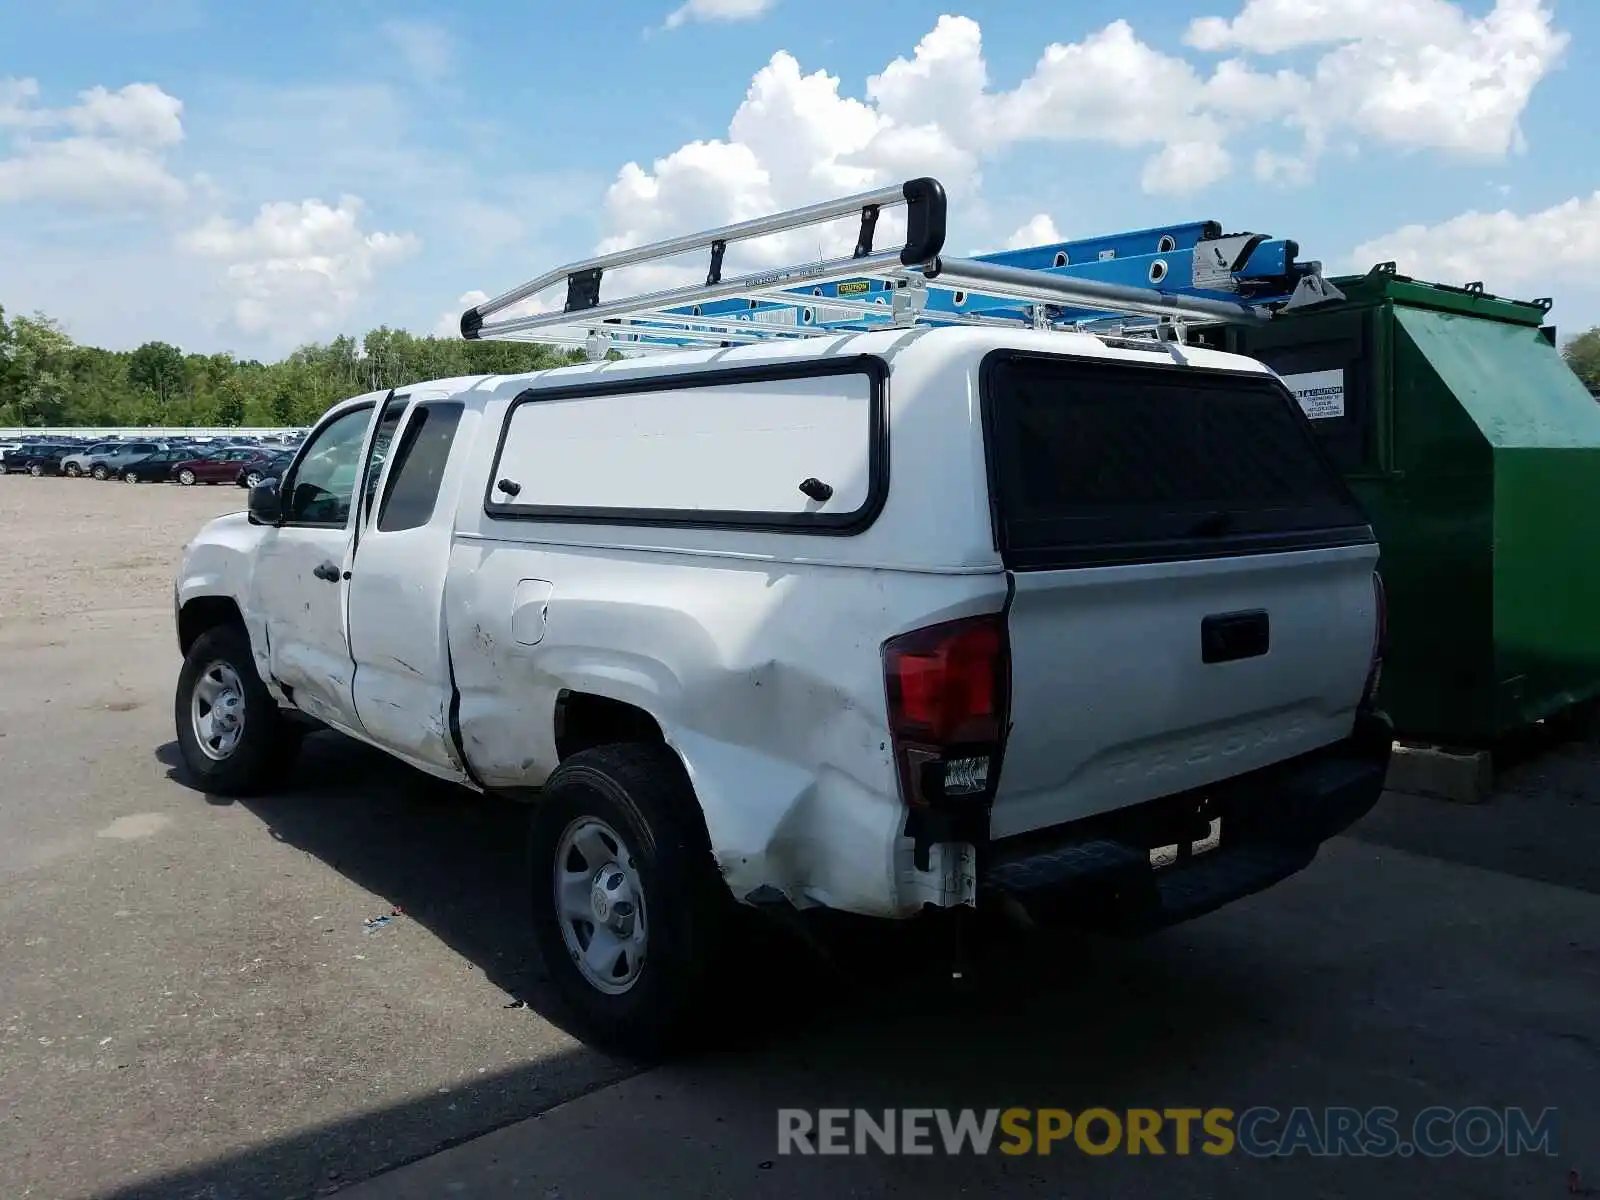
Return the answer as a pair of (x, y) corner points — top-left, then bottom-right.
(83, 441), (169, 480)
(235, 449), (294, 488)
(119, 448), (194, 483)
(172, 446), (260, 486)
(60, 442), (125, 477)
(2, 442), (75, 475)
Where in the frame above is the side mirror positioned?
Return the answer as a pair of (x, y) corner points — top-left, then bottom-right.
(247, 478), (283, 525)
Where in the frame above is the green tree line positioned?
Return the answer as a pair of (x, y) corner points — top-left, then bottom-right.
(0, 303), (585, 428)
(1565, 327), (1600, 394)
(4, 301), (1599, 429)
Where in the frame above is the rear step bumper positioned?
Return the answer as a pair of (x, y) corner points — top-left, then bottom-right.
(981, 711), (1393, 935)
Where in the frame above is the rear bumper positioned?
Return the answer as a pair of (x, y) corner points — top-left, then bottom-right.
(980, 711), (1393, 934)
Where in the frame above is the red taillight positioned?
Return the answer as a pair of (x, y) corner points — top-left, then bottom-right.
(883, 614), (1010, 808)
(1363, 570), (1386, 707)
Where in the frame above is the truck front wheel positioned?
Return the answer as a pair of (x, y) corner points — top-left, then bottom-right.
(173, 624), (302, 796)
(529, 743), (730, 1059)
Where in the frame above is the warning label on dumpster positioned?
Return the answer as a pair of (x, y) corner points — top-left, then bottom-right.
(1280, 369), (1346, 420)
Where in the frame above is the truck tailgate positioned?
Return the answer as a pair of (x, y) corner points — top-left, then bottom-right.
(993, 545), (1377, 838)
(978, 349), (1380, 840)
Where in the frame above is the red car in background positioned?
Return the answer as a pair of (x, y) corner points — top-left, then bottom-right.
(170, 446), (260, 485)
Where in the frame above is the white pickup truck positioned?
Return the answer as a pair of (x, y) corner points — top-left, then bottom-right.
(171, 184), (1391, 1057)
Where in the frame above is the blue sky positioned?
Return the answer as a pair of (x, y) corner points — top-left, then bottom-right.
(3, 0), (1597, 357)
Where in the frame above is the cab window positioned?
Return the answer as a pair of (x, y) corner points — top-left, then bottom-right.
(360, 396), (409, 523)
(284, 407), (374, 526)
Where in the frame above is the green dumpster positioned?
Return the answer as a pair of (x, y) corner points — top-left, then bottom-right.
(1208, 263), (1600, 745)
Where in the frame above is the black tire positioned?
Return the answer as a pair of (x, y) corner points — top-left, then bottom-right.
(530, 743), (731, 1059)
(173, 624), (302, 796)
(64, 463), (81, 477)
(29, 463), (43, 477)
(177, 468), (196, 486)
(91, 464), (108, 480)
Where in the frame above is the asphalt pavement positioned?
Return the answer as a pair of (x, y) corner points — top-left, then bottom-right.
(2, 476), (1597, 1199)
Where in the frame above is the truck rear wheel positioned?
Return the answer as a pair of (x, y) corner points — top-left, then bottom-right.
(173, 624), (302, 796)
(529, 743), (730, 1059)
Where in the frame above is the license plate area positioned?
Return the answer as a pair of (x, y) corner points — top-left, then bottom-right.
(1149, 817), (1222, 869)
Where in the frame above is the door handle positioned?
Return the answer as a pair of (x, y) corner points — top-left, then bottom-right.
(312, 561), (344, 582)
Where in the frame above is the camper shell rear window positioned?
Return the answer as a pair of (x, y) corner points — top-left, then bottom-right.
(980, 351), (1373, 570)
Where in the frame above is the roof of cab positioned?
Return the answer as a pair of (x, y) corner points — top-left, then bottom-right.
(465, 324), (1275, 403)
(309, 327), (1277, 420)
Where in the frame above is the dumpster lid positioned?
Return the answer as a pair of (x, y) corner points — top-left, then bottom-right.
(1396, 306), (1600, 449)
(1332, 263), (1554, 326)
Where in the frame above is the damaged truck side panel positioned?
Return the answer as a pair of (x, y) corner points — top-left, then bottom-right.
(445, 538), (1009, 916)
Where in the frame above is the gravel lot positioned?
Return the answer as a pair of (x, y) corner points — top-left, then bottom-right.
(2, 472), (1598, 1199)
(0, 474), (231, 625)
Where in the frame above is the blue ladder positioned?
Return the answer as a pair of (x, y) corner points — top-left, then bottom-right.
(656, 219), (1332, 337)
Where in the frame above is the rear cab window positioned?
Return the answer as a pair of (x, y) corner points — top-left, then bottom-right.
(980, 352), (1372, 570)
(375, 402), (464, 532)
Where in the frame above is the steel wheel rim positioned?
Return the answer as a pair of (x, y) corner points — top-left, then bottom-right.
(124, 472), (138, 484)
(553, 816), (648, 995)
(179, 470), (195, 485)
(190, 660), (247, 761)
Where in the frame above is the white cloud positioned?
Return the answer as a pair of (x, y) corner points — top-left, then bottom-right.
(664, 0), (776, 31)
(1349, 192), (1600, 291)
(1188, 0), (1566, 164)
(381, 19), (455, 83)
(1140, 133), (1232, 194)
(992, 21), (1232, 174)
(0, 77), (187, 206)
(0, 78), (43, 127)
(1188, 0), (1468, 54)
(0, 138), (189, 206)
(180, 195), (419, 343)
(66, 82), (184, 146)
(590, 3), (1565, 300)
(434, 289), (489, 338)
(1004, 214), (1064, 250)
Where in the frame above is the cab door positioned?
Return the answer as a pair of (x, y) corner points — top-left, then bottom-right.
(247, 399), (389, 733)
(346, 388), (477, 782)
